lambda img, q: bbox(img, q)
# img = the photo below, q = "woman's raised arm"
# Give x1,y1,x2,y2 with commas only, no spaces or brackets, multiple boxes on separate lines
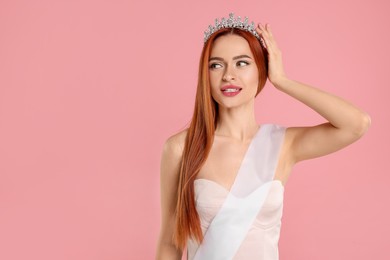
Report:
256,23,371,164
277,78,371,164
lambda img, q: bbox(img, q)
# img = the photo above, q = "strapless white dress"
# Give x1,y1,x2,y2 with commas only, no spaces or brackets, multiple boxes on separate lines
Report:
187,179,284,260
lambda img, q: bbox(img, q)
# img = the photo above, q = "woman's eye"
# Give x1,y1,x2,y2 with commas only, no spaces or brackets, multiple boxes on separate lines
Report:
237,61,249,66
209,63,222,69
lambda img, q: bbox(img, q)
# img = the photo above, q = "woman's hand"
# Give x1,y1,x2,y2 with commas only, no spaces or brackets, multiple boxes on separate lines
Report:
256,23,288,88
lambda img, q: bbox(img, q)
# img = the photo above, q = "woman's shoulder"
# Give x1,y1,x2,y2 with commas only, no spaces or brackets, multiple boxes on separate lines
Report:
163,128,189,159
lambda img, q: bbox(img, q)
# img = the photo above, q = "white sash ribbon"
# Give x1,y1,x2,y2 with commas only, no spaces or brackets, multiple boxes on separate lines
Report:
193,123,286,260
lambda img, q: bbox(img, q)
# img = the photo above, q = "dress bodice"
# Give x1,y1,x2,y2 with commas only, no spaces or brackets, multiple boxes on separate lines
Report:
187,179,284,260
186,123,287,260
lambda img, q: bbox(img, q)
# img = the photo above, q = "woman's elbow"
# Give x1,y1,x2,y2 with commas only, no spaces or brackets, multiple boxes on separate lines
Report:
355,112,371,136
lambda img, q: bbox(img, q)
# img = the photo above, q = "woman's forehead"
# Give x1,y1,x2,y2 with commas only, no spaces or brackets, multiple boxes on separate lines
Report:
210,35,251,57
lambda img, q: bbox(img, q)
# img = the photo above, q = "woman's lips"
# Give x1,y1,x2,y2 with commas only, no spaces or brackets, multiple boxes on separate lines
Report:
221,85,242,97
221,88,242,97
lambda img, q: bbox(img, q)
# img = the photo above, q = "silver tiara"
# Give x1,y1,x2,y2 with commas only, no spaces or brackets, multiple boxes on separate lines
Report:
203,12,266,48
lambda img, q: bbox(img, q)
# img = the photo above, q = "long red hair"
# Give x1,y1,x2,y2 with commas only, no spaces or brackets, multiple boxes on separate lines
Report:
173,27,269,250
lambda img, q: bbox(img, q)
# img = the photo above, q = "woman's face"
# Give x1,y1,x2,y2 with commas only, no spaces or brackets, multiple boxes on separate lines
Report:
208,34,259,109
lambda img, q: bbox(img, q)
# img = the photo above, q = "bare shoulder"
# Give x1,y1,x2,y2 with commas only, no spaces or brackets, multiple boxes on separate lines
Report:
160,128,189,180
163,128,188,159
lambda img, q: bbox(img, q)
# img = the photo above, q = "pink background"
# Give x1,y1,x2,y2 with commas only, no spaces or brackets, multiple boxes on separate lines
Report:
0,0,388,259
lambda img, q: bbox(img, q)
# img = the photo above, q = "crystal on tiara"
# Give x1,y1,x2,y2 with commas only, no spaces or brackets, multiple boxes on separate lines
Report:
203,12,266,49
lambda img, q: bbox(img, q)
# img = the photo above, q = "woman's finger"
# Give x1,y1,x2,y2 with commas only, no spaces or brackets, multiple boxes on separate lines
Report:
264,24,279,51
257,24,274,53
265,24,272,36
258,24,272,42
265,24,276,43
258,23,270,37
256,24,267,49
256,24,269,45
263,34,274,55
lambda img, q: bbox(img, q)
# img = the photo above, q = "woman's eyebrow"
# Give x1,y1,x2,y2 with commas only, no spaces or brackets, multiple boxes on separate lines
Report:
209,54,252,62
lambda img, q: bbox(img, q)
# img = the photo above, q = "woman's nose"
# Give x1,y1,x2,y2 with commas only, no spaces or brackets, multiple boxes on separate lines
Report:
223,67,236,81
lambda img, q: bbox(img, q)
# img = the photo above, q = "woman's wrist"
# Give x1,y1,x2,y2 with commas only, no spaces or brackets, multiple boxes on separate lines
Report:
270,75,290,90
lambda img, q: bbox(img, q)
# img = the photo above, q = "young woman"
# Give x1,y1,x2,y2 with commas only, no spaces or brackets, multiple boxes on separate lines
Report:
156,13,371,260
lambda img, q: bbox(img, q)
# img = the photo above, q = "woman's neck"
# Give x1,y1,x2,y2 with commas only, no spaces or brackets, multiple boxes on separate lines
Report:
215,104,258,142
